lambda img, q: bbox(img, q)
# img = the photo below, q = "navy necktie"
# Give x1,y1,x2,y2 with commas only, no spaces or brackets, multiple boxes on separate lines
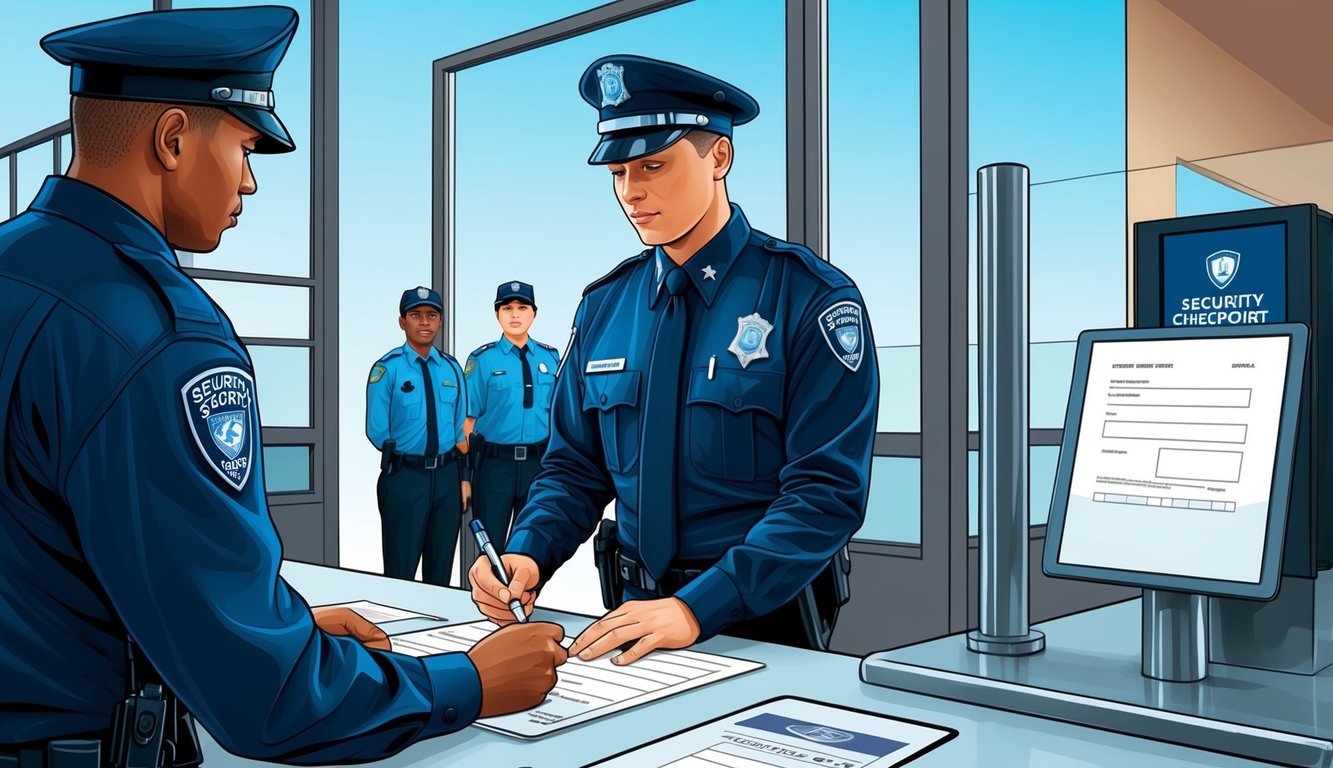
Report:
418,358,439,457
638,266,690,580
518,344,534,409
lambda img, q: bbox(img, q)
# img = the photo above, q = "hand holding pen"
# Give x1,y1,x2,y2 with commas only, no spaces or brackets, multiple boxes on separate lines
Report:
469,519,536,624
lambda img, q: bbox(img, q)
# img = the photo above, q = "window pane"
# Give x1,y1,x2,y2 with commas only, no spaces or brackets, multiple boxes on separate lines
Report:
968,446,1059,536
172,0,312,278
263,445,311,493
970,0,1125,188
451,0,787,361
196,279,309,339
830,0,919,433
1,157,10,222
854,457,921,545
249,345,311,427
1175,164,1273,218
16,144,54,215
59,133,72,174
0,2,150,144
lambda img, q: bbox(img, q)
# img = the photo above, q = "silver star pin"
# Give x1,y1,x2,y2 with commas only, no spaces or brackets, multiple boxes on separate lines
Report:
702,265,717,280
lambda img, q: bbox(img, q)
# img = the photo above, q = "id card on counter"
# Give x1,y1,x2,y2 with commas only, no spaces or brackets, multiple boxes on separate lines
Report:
586,695,957,767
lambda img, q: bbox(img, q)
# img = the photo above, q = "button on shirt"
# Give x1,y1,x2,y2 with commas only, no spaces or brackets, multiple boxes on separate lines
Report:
366,343,467,456
0,177,481,757
464,337,560,445
507,205,880,639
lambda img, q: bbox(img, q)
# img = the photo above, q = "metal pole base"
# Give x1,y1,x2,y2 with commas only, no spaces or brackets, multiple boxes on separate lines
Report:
1142,589,1207,682
967,629,1046,656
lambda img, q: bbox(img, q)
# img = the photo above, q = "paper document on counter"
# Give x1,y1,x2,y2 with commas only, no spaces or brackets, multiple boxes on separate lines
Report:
390,620,763,738
588,696,957,767
314,600,441,623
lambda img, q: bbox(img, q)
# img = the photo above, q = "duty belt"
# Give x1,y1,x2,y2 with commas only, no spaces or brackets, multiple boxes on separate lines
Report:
482,442,546,461
0,739,102,768
617,554,711,595
397,448,461,469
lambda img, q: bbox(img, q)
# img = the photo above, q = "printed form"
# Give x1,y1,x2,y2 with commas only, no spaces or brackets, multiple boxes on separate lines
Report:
1058,334,1293,583
588,697,955,767
390,620,763,738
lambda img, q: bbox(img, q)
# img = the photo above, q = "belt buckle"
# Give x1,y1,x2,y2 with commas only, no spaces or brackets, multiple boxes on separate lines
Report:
514,446,528,461
424,455,440,470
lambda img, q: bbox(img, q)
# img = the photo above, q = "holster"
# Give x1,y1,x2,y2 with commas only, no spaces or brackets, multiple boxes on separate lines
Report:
796,545,852,651
464,431,486,484
379,440,397,476
592,519,623,611
110,639,204,768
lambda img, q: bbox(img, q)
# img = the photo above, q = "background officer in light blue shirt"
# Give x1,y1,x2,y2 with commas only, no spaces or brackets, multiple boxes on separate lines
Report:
469,55,878,663
1,7,564,764
462,281,561,548
366,287,469,587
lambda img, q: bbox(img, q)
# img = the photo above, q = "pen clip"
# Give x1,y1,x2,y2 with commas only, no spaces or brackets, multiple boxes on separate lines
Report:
708,355,716,381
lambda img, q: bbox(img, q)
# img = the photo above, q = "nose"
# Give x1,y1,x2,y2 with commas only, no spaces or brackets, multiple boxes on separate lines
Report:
620,173,645,205
241,155,258,195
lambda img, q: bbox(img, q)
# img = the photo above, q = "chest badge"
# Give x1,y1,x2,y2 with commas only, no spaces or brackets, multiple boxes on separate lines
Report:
729,313,774,369
401,380,415,393
539,362,549,374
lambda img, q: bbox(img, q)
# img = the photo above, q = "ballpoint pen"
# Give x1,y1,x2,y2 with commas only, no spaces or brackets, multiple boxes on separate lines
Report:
469,519,528,624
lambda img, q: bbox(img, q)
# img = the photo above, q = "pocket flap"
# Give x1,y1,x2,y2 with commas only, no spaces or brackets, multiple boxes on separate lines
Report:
687,367,784,417
582,370,640,411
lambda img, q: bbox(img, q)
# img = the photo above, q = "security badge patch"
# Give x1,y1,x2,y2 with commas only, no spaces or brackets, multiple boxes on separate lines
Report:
181,366,256,491
820,300,865,372
729,313,773,369
368,364,386,383
598,62,630,107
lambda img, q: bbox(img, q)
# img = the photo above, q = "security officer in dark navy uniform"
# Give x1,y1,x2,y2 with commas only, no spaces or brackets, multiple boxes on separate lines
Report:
461,281,560,549
365,287,470,586
470,55,879,664
0,7,564,764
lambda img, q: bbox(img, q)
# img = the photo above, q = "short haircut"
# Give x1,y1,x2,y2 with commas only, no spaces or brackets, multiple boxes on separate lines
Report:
71,96,225,168
682,130,723,157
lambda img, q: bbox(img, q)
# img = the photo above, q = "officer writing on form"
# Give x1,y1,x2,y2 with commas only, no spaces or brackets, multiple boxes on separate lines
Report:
461,281,561,549
470,55,878,663
0,8,564,766
366,286,470,587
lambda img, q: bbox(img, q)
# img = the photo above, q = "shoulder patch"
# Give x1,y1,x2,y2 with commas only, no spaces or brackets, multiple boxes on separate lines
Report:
180,366,257,491
818,300,867,372
369,364,387,383
582,250,652,297
464,357,477,377
756,232,854,290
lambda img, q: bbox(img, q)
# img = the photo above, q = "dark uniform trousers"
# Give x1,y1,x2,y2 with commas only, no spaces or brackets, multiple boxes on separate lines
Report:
472,444,545,549
377,461,462,586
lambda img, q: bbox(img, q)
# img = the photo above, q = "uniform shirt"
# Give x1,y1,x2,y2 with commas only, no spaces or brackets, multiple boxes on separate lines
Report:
464,336,560,445
508,205,880,639
0,177,480,759
365,343,466,456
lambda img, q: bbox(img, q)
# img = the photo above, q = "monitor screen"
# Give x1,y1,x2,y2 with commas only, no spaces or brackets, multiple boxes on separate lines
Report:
1044,323,1308,599
1161,222,1287,328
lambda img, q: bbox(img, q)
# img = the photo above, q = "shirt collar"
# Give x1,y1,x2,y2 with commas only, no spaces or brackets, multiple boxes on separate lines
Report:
650,204,751,309
499,336,531,355
402,342,444,366
27,176,178,264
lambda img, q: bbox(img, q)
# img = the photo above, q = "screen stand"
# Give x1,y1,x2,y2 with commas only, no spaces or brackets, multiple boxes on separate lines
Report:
1141,589,1207,682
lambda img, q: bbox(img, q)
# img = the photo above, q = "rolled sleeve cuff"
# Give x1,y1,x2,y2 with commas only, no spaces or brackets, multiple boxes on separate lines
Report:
674,567,745,640
419,653,483,735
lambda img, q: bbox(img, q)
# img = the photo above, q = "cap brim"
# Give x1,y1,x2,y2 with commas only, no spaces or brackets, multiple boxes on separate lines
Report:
402,300,442,312
587,127,688,165
494,293,536,309
231,106,295,154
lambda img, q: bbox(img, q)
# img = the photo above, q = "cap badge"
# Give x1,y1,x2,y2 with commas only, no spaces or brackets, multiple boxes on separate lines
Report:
417,287,429,299
729,313,773,369
511,282,520,291
598,63,630,107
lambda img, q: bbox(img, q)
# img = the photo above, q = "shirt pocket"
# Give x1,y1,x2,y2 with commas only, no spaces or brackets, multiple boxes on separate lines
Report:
686,367,786,482
581,370,641,474
394,387,423,419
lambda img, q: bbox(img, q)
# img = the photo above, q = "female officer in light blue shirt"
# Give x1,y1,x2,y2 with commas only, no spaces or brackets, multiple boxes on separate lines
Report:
462,281,560,548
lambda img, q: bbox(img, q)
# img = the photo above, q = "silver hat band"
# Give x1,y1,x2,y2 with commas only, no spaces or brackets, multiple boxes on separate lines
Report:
210,86,275,110
597,112,710,134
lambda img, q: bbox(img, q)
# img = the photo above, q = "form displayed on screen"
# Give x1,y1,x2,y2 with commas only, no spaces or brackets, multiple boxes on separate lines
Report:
1058,334,1293,584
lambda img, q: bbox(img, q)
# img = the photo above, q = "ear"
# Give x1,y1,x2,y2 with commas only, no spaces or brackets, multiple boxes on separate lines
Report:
153,107,190,171
711,136,734,181
398,315,408,332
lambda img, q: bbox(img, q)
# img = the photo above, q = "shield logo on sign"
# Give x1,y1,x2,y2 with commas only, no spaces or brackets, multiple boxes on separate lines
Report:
785,724,855,744
1206,250,1240,290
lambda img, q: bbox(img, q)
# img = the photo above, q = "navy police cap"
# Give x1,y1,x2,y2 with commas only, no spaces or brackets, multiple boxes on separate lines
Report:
41,6,298,154
494,280,536,311
579,54,759,165
400,286,443,314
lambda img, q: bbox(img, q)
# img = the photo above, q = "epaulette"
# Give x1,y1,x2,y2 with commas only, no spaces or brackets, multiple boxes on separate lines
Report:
113,243,225,330
754,231,853,289
468,341,497,359
377,347,404,363
582,250,651,297
536,340,558,353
